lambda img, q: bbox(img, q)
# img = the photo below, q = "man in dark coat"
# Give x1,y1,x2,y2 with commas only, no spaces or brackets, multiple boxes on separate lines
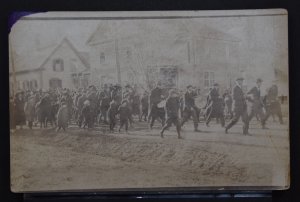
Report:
56,101,68,132
223,89,233,119
225,77,249,135
149,82,165,129
111,84,122,106
205,83,225,127
107,99,118,132
122,84,134,126
39,93,52,128
87,85,98,128
263,81,284,124
246,78,268,129
24,93,36,129
160,89,182,139
15,92,26,129
181,85,200,132
140,91,149,121
99,85,111,124
118,100,131,133
76,91,87,128
81,100,92,129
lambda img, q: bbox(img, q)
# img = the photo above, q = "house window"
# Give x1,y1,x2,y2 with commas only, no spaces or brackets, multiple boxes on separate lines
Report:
22,80,29,90
204,71,215,88
49,78,62,89
53,59,64,72
100,52,105,64
30,80,38,90
126,49,132,59
71,73,79,88
70,58,77,72
82,73,90,88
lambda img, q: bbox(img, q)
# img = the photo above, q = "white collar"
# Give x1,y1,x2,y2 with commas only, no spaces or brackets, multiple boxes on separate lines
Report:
235,81,242,89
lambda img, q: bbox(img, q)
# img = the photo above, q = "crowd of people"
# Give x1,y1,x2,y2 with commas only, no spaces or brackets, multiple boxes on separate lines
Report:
10,77,285,139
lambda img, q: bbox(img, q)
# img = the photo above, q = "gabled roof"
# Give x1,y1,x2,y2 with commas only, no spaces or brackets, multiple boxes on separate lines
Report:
86,19,240,46
11,38,90,75
38,37,90,70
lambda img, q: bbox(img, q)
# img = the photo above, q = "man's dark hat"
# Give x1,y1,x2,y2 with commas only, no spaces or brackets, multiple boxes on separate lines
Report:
236,77,244,81
187,85,193,89
213,83,219,86
256,78,263,83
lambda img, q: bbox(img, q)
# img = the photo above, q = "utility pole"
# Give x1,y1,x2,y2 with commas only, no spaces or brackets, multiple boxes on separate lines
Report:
115,39,121,85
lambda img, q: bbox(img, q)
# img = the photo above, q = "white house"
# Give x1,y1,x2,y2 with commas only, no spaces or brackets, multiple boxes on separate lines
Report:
86,19,242,93
10,38,90,95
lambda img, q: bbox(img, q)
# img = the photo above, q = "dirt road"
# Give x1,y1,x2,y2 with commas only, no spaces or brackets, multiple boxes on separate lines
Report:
10,120,289,192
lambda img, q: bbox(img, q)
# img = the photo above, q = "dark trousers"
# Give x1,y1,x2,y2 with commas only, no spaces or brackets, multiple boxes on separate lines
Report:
264,101,283,124
161,116,181,137
109,116,116,131
119,118,129,132
206,109,225,127
140,107,148,121
248,103,266,127
149,106,165,129
181,107,198,130
100,107,109,122
225,106,249,134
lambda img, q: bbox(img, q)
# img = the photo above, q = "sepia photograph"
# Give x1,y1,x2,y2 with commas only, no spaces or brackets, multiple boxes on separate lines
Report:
9,10,289,192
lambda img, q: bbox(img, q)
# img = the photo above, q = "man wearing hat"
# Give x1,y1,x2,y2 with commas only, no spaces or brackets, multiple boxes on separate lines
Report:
160,89,182,139
87,85,99,128
225,77,249,135
205,83,225,127
181,85,200,132
263,80,284,124
56,100,68,132
118,100,131,133
99,84,111,124
122,84,134,126
149,81,165,129
111,84,122,106
246,78,268,129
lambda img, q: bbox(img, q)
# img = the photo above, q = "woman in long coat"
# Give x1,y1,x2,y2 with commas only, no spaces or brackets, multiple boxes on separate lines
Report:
56,101,68,132
24,94,36,129
15,92,26,129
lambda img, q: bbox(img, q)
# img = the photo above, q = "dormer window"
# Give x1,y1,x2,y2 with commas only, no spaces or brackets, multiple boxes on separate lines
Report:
53,59,64,72
100,52,105,64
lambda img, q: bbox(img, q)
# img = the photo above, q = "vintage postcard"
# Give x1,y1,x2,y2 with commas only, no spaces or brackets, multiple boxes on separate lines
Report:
9,10,289,192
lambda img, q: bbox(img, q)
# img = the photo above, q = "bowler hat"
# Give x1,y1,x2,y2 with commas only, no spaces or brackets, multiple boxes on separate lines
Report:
236,77,244,81
256,78,263,83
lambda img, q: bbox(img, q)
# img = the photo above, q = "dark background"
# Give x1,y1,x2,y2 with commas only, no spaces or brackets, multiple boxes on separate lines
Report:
0,0,299,201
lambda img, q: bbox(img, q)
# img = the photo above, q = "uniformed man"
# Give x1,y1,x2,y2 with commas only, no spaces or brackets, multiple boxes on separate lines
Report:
160,89,182,139
76,90,87,128
87,85,99,128
149,81,165,129
140,91,149,122
111,84,122,106
99,84,111,124
223,89,233,119
122,84,134,126
181,85,200,132
205,83,225,127
246,78,268,129
225,77,249,135
263,81,284,124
